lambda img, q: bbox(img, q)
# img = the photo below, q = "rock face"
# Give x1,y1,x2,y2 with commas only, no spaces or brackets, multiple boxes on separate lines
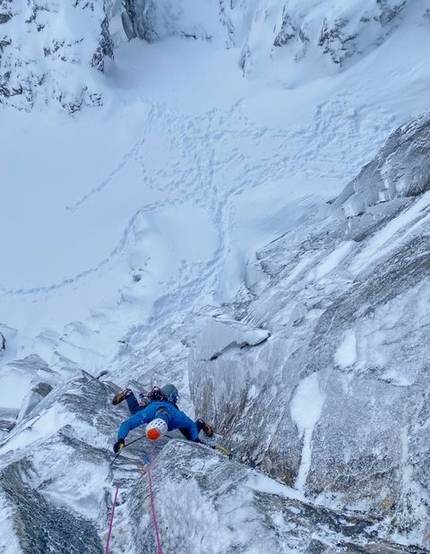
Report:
316,0,407,65
0,370,426,552
238,0,410,78
16,382,53,423
1,1,426,110
189,112,430,547
0,408,17,439
1,2,429,550
121,0,227,44
335,111,430,216
1,110,429,550
121,0,416,81
0,461,104,554
0,0,113,111
123,440,422,554
0,374,118,553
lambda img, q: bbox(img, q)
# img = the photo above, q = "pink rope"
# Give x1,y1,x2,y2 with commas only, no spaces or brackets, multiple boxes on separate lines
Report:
146,443,163,554
105,483,120,554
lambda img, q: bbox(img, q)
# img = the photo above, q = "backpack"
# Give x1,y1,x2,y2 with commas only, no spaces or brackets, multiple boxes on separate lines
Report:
146,386,165,401
139,386,179,409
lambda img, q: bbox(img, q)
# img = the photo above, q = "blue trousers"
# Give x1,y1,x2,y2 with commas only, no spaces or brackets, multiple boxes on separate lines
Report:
125,393,142,415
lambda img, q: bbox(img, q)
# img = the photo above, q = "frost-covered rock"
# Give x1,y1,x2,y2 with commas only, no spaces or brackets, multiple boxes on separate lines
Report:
189,316,270,425
189,112,430,547
121,0,227,44
1,0,426,110
0,0,113,111
0,374,120,553
243,259,270,294
121,0,419,84
192,315,269,361
16,382,53,424
317,0,407,65
123,440,420,553
0,408,17,440
0,324,16,358
0,460,104,554
1,383,416,554
239,0,409,78
0,354,57,413
335,111,430,216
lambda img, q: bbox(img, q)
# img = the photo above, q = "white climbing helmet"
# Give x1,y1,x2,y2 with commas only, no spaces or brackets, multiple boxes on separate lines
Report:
146,418,168,441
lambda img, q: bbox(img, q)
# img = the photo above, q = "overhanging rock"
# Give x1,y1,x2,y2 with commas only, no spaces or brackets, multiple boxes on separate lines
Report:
191,316,269,362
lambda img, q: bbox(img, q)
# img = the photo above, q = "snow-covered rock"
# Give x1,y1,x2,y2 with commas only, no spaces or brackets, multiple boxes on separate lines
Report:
0,0,114,111
192,316,269,361
0,408,17,440
0,324,16,357
335,111,430,216
0,373,418,553
0,374,116,553
121,0,228,44
121,0,423,84
189,112,430,547
16,382,53,424
124,440,419,553
1,1,430,551
239,0,412,79
1,0,428,111
0,354,57,411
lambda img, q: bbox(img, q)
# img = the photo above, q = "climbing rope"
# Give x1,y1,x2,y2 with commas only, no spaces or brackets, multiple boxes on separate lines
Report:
108,435,231,553
105,483,120,554
143,443,163,554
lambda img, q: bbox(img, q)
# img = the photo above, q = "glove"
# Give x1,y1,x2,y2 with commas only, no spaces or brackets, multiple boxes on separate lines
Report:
113,439,125,453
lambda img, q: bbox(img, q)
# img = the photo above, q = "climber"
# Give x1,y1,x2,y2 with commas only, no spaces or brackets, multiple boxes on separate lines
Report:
112,383,213,453
112,385,172,414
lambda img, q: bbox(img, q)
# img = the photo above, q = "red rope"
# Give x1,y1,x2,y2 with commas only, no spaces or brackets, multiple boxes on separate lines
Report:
146,443,163,554
105,483,120,554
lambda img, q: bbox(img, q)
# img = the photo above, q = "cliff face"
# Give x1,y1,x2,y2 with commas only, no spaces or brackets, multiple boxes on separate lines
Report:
189,113,430,545
121,0,226,43
0,369,421,553
1,1,429,552
0,0,113,111
239,0,409,79
122,0,414,80
1,1,426,110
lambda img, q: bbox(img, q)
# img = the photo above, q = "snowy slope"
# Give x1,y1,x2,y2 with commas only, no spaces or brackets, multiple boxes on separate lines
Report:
1,0,430,552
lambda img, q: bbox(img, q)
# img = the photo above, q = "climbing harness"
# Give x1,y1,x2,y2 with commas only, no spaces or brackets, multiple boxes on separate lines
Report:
104,483,120,554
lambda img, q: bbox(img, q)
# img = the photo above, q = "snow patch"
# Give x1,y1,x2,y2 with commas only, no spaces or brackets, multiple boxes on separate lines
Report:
290,373,325,491
335,329,358,369
193,317,269,361
307,241,356,283
349,191,430,275
0,404,69,458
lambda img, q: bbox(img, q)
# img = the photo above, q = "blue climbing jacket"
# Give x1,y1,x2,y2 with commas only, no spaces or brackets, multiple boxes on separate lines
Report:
117,400,199,441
